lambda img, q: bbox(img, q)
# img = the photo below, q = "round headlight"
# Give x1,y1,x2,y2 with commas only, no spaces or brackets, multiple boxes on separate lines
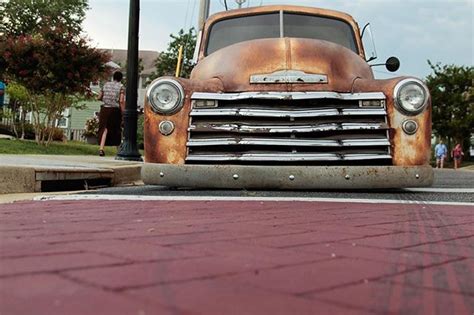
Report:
147,79,184,114
394,79,429,115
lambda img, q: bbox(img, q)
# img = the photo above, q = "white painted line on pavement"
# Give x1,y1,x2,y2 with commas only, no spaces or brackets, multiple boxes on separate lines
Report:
404,188,474,193
33,194,474,207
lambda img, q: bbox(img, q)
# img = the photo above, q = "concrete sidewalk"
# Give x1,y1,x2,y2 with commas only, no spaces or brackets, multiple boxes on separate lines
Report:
0,199,473,314
0,155,142,194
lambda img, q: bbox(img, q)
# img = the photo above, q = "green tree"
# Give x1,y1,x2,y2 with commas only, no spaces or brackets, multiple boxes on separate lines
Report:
5,81,32,139
2,24,110,145
426,61,473,155
0,0,88,37
0,0,110,145
149,28,197,81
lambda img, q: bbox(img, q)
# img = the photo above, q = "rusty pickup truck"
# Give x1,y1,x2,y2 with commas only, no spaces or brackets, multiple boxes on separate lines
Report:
142,5,433,189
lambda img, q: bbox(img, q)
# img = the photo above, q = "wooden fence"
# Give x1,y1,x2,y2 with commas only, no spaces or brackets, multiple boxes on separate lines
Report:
66,129,85,141
0,107,15,129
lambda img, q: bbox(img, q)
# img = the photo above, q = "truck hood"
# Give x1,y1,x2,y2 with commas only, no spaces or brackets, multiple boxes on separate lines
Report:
190,37,374,93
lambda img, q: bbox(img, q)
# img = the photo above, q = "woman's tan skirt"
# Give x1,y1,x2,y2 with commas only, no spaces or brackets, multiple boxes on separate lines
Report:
98,106,122,146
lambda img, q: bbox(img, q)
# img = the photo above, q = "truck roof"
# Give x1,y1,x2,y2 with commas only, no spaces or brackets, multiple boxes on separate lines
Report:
205,5,359,28
199,5,364,60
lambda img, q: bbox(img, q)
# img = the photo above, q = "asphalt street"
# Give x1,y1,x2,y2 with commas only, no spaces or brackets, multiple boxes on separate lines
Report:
83,169,474,204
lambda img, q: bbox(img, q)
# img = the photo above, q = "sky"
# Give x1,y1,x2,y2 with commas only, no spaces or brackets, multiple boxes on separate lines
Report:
83,0,473,79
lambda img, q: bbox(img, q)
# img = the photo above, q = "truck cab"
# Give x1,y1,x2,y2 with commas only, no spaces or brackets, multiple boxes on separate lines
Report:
142,5,433,189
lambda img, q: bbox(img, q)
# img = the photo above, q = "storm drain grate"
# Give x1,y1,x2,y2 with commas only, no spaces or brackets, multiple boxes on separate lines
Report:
40,178,112,192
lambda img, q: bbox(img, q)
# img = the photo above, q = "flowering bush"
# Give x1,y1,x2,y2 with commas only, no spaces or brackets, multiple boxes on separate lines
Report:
83,115,99,138
1,22,110,145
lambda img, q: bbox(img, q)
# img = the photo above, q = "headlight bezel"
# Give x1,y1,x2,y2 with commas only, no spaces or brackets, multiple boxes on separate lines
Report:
147,78,185,115
393,78,430,115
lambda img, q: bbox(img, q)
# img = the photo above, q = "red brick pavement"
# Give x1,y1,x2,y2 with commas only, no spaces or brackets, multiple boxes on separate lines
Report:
0,199,473,315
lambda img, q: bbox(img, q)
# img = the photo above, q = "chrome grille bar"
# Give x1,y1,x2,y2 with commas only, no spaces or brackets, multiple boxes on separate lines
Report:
190,107,387,118
189,122,388,133
187,153,393,162
188,137,390,147
191,91,386,101
187,91,391,165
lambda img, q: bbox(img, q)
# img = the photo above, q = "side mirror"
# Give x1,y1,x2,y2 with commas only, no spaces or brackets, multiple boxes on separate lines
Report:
361,23,378,62
385,57,400,72
371,56,400,72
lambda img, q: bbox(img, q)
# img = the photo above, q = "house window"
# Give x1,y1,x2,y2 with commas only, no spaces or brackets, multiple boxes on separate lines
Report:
56,109,70,129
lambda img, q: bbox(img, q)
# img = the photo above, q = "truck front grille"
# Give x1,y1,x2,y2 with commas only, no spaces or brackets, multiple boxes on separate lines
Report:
186,92,392,165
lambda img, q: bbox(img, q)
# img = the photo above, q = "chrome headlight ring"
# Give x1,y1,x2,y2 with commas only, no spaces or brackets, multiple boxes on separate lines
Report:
393,78,430,115
147,79,185,115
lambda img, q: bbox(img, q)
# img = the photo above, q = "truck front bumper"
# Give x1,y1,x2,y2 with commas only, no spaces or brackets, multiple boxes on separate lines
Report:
141,164,433,189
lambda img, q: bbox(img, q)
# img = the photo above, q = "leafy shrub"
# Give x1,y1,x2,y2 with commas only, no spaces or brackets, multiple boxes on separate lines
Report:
45,127,65,141
83,115,99,138
137,114,144,149
21,123,36,140
0,123,15,136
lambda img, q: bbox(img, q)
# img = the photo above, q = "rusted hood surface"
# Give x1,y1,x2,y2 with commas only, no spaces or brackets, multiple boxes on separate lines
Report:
191,38,374,92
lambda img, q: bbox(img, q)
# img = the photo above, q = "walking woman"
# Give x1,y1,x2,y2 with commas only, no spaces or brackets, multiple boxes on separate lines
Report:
451,143,464,170
97,71,125,156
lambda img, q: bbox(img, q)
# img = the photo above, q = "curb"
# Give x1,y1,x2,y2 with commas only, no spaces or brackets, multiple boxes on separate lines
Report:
0,164,142,194
0,166,36,193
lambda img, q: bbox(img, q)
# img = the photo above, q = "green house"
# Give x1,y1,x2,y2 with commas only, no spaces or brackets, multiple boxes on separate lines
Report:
60,100,102,141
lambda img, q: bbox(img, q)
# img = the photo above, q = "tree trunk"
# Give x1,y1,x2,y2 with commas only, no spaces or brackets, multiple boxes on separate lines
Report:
46,119,54,146
20,109,25,140
11,101,19,138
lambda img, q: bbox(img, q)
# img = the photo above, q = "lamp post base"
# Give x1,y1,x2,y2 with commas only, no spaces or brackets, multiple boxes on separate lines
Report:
115,141,142,161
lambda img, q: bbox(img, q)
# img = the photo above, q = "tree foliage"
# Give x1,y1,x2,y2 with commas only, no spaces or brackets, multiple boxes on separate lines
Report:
5,82,31,139
0,0,110,145
1,26,109,144
2,28,109,95
149,28,197,81
426,61,473,154
0,0,88,37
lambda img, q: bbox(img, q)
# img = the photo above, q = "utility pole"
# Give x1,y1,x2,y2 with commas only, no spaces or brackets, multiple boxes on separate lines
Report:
198,0,210,30
116,0,142,161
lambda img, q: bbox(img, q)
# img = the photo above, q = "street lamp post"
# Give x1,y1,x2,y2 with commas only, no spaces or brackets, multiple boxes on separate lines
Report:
199,0,211,30
116,0,142,161
235,0,246,8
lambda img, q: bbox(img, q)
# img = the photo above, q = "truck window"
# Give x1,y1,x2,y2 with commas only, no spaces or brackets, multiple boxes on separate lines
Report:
283,14,357,52
206,13,280,55
206,12,358,56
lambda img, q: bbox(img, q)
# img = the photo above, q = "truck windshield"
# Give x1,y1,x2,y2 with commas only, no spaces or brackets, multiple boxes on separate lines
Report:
206,12,357,55
206,13,280,55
